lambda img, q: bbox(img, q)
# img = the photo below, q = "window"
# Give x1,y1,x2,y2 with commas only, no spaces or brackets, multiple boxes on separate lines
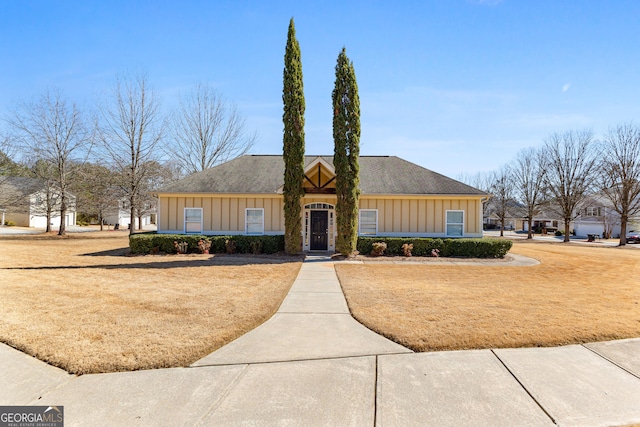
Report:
184,208,203,234
446,210,464,237
584,207,602,217
305,203,334,210
246,208,264,235
359,209,378,235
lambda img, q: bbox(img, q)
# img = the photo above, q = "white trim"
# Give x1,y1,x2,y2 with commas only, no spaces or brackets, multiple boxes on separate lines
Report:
359,209,378,236
156,202,161,232
184,207,203,234
303,156,336,175
372,232,483,238
277,158,337,194
157,229,284,236
302,204,336,252
245,208,265,235
304,203,335,210
446,210,464,237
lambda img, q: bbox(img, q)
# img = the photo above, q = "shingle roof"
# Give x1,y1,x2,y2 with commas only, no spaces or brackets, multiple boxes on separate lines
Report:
0,177,43,197
157,155,487,196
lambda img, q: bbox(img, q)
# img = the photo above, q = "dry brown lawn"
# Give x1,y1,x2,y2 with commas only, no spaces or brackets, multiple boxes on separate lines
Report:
0,232,301,374
335,242,640,352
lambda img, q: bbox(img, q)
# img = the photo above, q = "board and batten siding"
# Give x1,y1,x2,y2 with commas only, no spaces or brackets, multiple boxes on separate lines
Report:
359,196,482,236
158,194,483,237
158,195,284,234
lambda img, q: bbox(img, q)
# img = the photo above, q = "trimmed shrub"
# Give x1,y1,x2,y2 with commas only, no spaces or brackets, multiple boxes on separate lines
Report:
4,220,16,226
371,242,387,256
129,233,285,255
356,237,512,258
402,243,413,257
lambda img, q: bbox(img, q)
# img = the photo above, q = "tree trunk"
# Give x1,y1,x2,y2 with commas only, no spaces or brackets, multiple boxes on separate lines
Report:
129,204,135,236
58,193,67,236
563,219,571,242
619,214,628,246
527,218,533,239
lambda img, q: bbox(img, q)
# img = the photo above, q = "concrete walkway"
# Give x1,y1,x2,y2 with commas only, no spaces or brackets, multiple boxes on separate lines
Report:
3,255,640,426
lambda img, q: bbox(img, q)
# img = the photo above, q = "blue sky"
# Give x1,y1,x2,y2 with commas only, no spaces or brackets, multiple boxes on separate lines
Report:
2,1,640,178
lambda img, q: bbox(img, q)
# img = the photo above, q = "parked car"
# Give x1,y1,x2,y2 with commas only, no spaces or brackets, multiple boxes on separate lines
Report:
626,231,640,243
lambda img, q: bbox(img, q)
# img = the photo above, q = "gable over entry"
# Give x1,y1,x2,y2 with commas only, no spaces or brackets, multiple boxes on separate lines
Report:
303,157,336,194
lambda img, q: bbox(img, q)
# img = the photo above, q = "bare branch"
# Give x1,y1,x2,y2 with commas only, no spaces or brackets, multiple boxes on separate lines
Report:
6,88,93,234
98,72,165,235
169,83,256,175
598,122,640,245
542,129,598,242
511,146,548,238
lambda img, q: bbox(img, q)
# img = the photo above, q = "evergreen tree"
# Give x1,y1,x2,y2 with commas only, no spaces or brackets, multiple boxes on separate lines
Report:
282,18,306,254
333,48,361,256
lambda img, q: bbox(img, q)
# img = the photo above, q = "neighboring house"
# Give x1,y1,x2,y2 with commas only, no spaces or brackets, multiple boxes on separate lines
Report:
521,210,562,234
155,155,488,252
103,197,156,229
572,194,640,238
0,177,76,228
483,200,526,231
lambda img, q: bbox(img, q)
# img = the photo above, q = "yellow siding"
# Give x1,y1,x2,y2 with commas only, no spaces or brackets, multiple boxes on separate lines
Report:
417,200,426,232
360,196,482,236
158,194,482,236
159,195,286,234
203,198,212,230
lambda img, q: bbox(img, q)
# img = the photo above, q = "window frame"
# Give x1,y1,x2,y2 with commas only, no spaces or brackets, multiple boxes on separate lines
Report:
359,209,378,236
245,208,265,235
184,207,203,234
446,210,464,237
585,206,602,217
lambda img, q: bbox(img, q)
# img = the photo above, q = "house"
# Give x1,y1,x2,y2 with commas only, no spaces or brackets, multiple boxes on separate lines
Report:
483,200,526,231
0,177,76,228
572,194,640,238
103,197,156,229
155,155,488,252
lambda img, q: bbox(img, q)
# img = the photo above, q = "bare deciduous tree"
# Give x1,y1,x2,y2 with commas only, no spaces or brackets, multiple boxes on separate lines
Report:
99,73,165,235
25,159,61,232
457,171,493,228
543,129,598,242
134,160,180,230
487,166,514,237
598,123,640,245
70,162,119,231
511,147,547,239
169,83,256,175
7,88,93,235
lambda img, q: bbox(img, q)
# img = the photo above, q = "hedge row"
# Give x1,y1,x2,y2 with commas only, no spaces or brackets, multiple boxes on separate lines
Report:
129,233,285,255
356,237,512,258
129,233,512,258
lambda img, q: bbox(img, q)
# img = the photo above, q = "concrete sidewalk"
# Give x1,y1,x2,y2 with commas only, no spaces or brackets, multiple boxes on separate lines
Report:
2,255,640,426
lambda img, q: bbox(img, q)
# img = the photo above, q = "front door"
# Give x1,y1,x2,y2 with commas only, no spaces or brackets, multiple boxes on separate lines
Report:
310,210,328,251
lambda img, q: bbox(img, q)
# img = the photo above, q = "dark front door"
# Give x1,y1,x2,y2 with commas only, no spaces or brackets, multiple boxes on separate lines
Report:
310,210,328,251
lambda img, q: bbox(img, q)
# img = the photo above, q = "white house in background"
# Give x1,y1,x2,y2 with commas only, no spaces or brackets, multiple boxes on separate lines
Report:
572,194,640,238
0,177,76,228
103,197,155,229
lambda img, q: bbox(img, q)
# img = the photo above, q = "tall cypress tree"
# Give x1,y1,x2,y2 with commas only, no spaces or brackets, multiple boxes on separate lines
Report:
333,48,361,256
282,18,305,254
